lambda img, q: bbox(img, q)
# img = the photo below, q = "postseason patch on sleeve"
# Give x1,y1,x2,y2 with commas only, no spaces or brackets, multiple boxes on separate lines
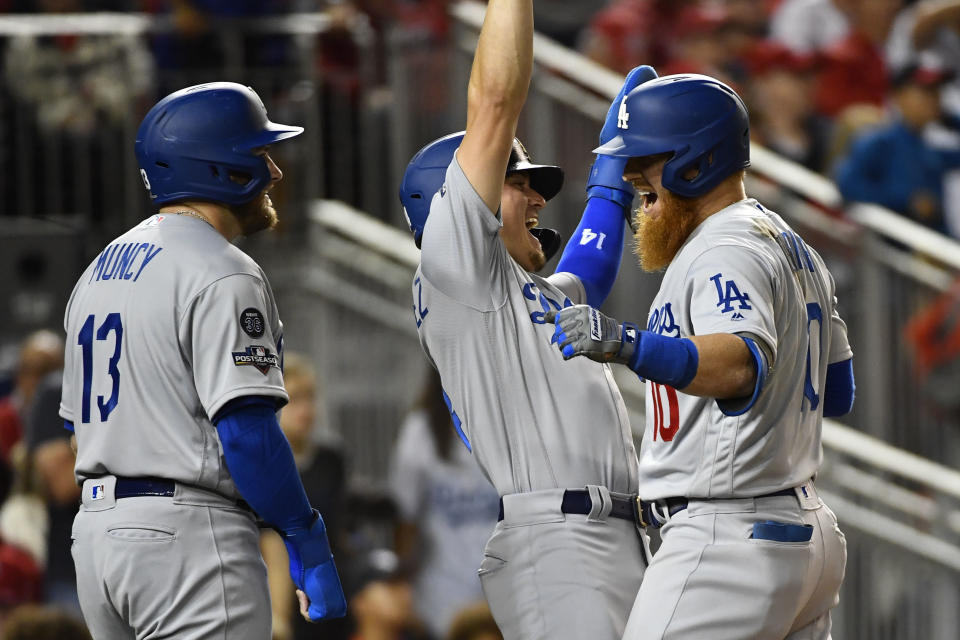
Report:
239,308,266,338
232,345,280,374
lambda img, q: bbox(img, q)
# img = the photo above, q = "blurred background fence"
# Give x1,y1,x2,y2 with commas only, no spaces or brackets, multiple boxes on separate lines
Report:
2,2,960,638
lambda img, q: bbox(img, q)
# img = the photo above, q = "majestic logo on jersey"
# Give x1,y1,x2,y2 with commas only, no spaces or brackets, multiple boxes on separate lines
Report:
232,345,280,374
647,302,681,337
709,273,752,314
522,282,571,325
240,308,266,338
617,96,630,129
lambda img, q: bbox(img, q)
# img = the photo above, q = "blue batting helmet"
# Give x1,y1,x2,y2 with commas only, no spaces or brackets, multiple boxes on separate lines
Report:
398,132,564,248
594,74,750,198
135,82,303,206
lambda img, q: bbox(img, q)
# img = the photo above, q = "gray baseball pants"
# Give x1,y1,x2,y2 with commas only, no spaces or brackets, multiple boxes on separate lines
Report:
623,482,846,639
478,486,647,640
71,476,271,640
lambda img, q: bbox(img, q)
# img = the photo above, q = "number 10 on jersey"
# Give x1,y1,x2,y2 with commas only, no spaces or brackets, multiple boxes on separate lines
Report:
651,382,679,441
77,313,123,424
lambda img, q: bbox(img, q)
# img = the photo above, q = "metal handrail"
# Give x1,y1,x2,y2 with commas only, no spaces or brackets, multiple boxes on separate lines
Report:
0,12,335,36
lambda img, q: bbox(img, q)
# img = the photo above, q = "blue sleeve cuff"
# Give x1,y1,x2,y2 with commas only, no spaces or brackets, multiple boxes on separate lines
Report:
823,358,855,417
717,336,768,417
214,395,313,533
555,197,627,307
63,420,74,433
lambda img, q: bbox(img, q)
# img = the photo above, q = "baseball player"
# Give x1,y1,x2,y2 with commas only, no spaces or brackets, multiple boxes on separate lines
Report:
397,2,655,639
546,73,854,639
61,82,346,639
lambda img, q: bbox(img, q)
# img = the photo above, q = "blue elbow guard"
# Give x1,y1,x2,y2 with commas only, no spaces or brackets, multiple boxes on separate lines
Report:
823,358,855,417
214,396,313,533
717,337,768,417
628,332,699,389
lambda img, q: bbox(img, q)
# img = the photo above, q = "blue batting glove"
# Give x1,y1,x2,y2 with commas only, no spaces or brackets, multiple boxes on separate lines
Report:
282,510,347,621
589,65,659,208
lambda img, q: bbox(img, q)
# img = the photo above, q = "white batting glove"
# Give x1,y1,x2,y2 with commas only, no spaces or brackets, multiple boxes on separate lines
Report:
544,305,640,365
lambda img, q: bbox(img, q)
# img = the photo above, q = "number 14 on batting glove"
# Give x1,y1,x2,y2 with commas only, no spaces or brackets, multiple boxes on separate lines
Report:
544,305,639,365
282,510,347,621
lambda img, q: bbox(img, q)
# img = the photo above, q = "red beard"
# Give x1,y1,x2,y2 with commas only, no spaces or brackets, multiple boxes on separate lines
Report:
632,190,699,272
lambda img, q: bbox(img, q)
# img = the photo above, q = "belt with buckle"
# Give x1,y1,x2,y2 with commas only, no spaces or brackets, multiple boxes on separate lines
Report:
497,489,641,524
643,487,798,529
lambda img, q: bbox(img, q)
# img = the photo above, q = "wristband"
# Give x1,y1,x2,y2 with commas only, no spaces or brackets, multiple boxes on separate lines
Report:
627,332,700,389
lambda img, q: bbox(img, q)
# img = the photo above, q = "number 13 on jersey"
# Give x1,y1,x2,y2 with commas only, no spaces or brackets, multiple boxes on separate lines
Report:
77,312,124,424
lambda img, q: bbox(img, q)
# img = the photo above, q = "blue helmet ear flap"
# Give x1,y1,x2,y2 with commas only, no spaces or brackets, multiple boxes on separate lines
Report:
398,132,466,247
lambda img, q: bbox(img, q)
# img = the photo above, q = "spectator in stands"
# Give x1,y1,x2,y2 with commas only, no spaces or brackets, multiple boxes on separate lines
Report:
578,0,699,75
835,63,960,235
1,604,90,640
769,0,853,54
259,352,349,640
658,4,735,82
142,0,294,77
0,332,62,463
0,455,43,623
742,40,828,171
22,367,78,613
886,0,960,116
1,0,154,221
813,0,902,118
343,547,428,640
389,370,499,640
445,602,502,640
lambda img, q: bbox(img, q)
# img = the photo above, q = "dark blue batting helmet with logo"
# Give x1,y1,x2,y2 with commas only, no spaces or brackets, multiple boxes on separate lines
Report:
595,74,750,198
135,82,303,206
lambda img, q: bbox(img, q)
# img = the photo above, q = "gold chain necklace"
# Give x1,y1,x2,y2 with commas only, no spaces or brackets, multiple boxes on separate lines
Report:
171,209,214,229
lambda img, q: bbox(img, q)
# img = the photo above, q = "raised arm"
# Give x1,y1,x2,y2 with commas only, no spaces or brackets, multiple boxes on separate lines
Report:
457,0,534,214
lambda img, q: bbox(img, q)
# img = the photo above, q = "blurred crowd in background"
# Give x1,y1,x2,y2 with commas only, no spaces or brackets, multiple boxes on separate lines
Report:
2,0,960,235
1,0,960,638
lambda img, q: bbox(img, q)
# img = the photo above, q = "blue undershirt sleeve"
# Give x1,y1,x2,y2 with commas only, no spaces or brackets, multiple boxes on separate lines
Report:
822,358,855,417
555,197,627,308
214,395,313,533
64,420,74,433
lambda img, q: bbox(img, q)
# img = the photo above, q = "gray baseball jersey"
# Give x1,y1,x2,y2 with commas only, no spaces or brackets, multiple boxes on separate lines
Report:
413,156,639,497
637,199,852,500
60,214,288,499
